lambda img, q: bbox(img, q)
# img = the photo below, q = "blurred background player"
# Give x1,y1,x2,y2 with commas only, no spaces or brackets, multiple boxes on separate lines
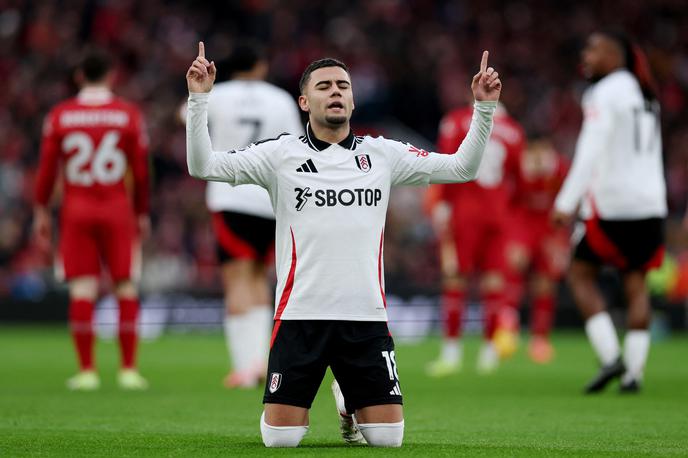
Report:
426,101,524,376
33,48,150,391
553,31,666,393
504,136,570,363
203,43,303,388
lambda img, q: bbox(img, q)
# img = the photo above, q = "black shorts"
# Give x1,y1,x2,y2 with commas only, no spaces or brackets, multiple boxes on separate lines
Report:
574,217,664,271
211,211,275,263
263,320,403,413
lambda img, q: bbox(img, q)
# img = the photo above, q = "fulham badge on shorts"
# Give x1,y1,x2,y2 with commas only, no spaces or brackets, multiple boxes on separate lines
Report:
355,154,372,173
269,372,282,393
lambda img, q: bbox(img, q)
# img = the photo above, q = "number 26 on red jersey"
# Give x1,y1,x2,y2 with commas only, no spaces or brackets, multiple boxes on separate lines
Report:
63,130,126,185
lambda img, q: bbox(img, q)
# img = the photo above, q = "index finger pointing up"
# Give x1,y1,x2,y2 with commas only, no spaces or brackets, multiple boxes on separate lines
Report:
198,41,205,58
480,50,489,73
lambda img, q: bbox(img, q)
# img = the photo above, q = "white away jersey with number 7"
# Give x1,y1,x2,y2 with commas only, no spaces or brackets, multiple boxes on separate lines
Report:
555,69,667,220
205,80,304,218
188,92,495,321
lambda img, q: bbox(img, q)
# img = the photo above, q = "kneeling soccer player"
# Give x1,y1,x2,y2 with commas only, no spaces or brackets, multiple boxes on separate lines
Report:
186,41,501,446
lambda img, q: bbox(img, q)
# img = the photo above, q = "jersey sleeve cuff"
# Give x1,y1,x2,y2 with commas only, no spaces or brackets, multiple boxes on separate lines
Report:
188,92,210,103
473,100,498,113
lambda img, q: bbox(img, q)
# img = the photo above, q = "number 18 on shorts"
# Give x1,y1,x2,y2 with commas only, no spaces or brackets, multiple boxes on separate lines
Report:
263,321,403,413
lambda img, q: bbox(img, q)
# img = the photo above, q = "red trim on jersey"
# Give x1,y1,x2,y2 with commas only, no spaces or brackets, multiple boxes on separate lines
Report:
378,229,387,308
212,213,257,259
271,227,298,348
269,320,282,350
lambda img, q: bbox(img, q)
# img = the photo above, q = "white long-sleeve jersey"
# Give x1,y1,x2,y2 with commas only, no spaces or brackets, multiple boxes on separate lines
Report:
205,80,303,218
555,69,667,220
187,92,495,321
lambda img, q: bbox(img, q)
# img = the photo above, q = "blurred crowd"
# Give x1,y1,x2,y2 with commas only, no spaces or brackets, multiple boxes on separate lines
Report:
1,0,688,301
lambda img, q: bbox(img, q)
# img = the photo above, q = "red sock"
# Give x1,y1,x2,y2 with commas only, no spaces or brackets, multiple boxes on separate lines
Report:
531,295,555,338
118,298,139,369
69,299,95,371
482,291,506,340
442,288,465,339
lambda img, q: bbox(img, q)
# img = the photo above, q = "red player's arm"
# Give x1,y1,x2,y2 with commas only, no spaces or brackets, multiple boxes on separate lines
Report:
556,154,571,191
130,107,150,215
34,110,60,207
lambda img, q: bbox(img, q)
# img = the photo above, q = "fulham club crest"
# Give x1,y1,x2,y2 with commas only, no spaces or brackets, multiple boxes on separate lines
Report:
355,154,372,173
269,372,282,393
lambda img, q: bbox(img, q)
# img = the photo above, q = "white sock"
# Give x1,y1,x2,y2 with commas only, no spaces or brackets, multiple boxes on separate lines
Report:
584,312,620,366
260,411,308,447
225,314,252,372
358,420,404,447
248,306,273,370
622,330,650,384
440,338,462,365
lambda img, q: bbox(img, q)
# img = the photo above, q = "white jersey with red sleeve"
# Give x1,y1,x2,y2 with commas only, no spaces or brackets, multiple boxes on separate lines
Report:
555,69,667,220
205,80,304,219
34,87,149,215
187,92,495,321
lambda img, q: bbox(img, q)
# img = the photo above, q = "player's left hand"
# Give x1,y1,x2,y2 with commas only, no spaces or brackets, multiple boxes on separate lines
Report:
32,207,52,252
472,51,502,102
138,215,151,240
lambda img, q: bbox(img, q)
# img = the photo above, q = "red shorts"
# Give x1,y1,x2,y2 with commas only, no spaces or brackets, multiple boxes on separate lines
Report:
59,201,138,281
450,212,506,275
506,213,570,278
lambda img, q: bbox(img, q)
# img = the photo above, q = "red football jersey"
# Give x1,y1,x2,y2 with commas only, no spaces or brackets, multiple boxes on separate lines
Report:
435,105,525,219
512,145,569,221
35,87,149,215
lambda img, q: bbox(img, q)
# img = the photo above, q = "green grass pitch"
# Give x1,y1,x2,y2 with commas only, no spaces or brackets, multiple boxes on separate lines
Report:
1,326,687,456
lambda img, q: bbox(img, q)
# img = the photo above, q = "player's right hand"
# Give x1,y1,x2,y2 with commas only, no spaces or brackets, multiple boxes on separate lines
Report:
551,209,573,227
186,41,216,93
32,207,52,252
137,215,151,240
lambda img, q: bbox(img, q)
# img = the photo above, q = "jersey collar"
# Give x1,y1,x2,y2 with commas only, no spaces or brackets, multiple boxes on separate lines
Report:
305,122,357,151
77,86,114,105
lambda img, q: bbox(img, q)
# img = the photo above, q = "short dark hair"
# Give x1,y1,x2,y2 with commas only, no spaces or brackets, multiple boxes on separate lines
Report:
299,58,349,93
217,42,266,79
79,48,112,82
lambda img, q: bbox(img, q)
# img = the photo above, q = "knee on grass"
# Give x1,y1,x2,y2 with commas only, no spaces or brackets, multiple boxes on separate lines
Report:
358,420,404,447
260,411,308,447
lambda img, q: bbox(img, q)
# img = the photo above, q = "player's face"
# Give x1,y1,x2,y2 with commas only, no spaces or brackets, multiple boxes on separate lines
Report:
300,67,355,127
581,34,615,80
523,140,556,177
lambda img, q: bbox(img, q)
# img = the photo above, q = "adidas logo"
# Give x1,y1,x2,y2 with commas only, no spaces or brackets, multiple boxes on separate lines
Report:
296,159,319,173
389,383,402,396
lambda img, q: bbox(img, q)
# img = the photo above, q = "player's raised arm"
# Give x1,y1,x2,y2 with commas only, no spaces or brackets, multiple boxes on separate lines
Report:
390,51,500,186
432,51,500,182
186,42,276,187
186,42,227,180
